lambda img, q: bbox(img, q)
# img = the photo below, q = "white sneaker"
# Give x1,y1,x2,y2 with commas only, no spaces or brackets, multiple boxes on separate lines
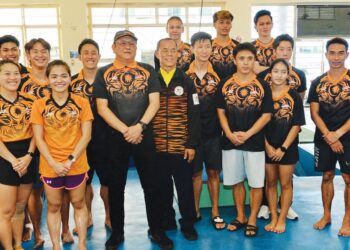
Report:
286,207,299,220
257,205,270,219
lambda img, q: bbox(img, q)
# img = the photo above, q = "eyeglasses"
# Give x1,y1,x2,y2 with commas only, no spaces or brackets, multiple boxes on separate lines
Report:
115,41,137,47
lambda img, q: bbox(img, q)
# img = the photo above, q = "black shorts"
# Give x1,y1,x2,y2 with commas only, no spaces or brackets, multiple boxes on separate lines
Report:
314,141,350,174
265,144,299,165
193,136,222,173
0,139,36,186
86,118,110,186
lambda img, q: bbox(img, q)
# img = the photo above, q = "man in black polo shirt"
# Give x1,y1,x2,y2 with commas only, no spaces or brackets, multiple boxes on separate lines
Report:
308,37,350,237
93,30,173,249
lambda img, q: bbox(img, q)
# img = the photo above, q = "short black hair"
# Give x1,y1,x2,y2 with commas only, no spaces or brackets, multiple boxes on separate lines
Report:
0,35,20,48
254,9,272,25
233,42,257,58
326,37,349,51
190,32,212,47
25,38,51,53
78,38,100,54
269,58,290,74
167,16,183,26
273,34,294,50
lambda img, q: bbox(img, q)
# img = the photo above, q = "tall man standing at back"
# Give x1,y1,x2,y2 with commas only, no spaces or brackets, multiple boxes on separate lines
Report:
252,10,274,74
93,30,173,249
210,10,240,80
308,37,350,236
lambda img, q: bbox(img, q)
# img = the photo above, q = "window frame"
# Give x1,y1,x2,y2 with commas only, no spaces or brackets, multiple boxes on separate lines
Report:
0,4,61,63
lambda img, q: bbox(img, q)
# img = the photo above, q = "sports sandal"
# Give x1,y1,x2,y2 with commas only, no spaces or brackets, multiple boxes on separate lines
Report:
227,219,247,232
244,224,258,237
211,216,226,230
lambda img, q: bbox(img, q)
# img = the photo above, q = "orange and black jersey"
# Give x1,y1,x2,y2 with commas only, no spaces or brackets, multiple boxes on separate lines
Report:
30,93,93,177
266,89,305,148
307,69,350,144
258,66,307,93
19,73,50,99
93,60,160,126
216,75,273,151
186,62,221,139
71,70,93,106
252,38,275,67
0,92,35,142
152,68,200,155
71,70,109,151
154,41,193,72
20,63,29,78
209,38,240,80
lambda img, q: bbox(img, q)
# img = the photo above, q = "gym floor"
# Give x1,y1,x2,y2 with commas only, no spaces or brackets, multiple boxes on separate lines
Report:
21,168,350,250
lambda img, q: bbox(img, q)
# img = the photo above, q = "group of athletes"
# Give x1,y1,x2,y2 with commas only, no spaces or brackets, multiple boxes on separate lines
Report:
0,8,349,250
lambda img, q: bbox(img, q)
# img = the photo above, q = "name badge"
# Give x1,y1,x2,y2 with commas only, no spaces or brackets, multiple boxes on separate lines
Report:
193,93,200,105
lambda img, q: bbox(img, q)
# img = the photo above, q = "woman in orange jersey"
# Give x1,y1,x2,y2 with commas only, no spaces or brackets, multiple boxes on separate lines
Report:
0,60,36,250
264,59,305,233
31,60,93,250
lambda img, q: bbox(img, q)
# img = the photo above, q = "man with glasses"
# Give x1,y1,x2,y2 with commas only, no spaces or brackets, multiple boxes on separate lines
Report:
94,30,173,249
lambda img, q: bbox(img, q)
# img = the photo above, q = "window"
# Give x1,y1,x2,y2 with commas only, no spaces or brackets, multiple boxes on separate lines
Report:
0,6,60,63
89,4,222,65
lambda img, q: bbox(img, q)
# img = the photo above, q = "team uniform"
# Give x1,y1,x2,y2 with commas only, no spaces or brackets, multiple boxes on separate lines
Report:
153,67,200,230
30,93,93,189
93,59,163,235
71,70,109,185
216,75,273,187
209,38,240,80
20,63,30,78
258,66,307,94
186,62,222,173
0,92,36,186
265,89,305,164
307,69,350,174
154,41,193,72
252,38,275,67
19,73,50,99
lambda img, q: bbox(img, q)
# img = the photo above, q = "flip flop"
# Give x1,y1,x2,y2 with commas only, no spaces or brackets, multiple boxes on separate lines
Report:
227,219,247,232
211,216,226,230
245,224,258,237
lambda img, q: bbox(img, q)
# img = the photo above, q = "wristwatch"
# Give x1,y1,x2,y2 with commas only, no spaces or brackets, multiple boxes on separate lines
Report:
27,151,35,157
68,154,76,162
280,146,287,152
138,121,148,131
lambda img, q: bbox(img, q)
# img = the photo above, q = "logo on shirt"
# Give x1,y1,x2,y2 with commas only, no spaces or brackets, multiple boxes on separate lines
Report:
174,86,184,96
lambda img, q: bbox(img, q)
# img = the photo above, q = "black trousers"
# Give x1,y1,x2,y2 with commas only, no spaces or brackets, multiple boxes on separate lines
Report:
157,153,196,229
106,129,162,235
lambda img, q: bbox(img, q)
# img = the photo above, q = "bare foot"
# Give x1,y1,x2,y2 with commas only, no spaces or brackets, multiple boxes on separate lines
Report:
22,225,33,242
61,231,74,244
264,217,278,232
313,216,331,230
274,218,286,234
338,216,350,237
